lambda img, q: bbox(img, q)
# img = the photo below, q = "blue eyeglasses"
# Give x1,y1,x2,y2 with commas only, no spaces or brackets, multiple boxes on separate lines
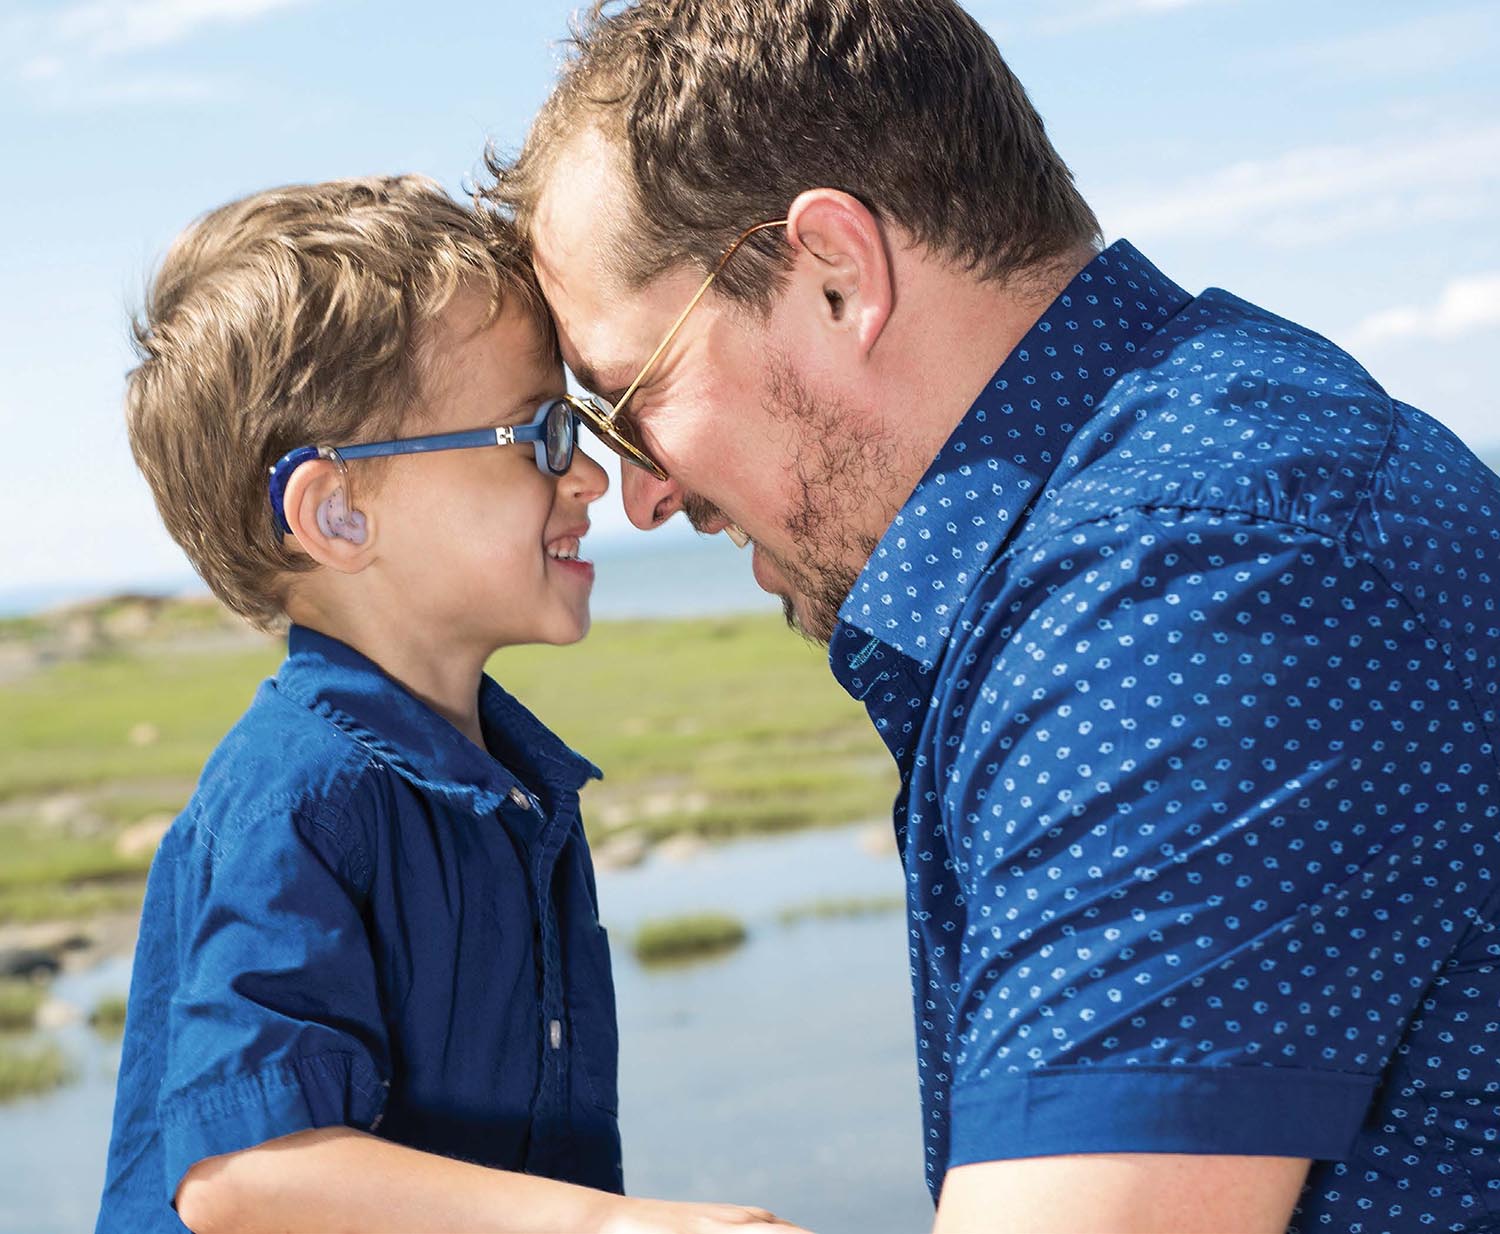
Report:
268,398,578,540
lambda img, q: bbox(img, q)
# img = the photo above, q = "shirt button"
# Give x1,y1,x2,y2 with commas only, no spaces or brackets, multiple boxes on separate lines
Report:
509,786,530,809
548,1018,562,1050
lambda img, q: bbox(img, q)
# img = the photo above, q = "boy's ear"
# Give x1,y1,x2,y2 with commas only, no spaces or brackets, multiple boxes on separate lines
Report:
281,458,376,573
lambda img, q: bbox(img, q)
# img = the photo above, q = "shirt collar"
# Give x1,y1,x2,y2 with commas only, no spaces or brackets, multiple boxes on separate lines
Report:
276,624,601,814
833,239,1191,673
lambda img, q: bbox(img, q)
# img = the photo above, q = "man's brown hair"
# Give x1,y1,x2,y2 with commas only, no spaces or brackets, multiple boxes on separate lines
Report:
483,0,1100,308
126,175,556,630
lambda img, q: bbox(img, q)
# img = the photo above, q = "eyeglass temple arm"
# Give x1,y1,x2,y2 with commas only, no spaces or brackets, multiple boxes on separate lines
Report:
609,219,789,420
334,424,552,462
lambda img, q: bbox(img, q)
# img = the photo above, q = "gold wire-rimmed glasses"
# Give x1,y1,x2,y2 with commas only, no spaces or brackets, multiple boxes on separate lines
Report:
566,219,790,483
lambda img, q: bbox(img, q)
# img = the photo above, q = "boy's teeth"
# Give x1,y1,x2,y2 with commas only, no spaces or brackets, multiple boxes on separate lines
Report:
548,538,581,560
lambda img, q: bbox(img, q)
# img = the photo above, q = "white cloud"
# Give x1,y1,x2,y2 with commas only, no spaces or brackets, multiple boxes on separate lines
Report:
1097,123,1500,247
42,0,311,60
969,0,1231,39
1345,273,1500,350
2,0,314,104
1031,0,1229,35
1288,6,1500,82
32,71,231,109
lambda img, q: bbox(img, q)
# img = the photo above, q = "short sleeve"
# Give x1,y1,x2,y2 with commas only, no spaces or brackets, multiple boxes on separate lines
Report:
938,506,1485,1168
158,781,390,1197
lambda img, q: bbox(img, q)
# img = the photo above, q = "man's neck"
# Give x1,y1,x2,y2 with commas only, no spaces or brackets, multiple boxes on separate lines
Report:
851,242,1098,562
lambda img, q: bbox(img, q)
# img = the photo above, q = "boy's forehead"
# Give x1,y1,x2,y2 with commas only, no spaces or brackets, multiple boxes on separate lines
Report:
417,294,563,422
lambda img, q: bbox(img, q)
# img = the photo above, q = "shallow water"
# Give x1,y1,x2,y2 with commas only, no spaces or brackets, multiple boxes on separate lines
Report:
0,824,933,1234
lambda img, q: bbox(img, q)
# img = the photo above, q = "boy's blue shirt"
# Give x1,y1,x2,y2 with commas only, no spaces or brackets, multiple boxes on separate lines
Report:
95,625,622,1231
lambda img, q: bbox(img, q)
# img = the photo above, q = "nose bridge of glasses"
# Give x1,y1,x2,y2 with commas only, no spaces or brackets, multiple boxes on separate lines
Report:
560,393,667,480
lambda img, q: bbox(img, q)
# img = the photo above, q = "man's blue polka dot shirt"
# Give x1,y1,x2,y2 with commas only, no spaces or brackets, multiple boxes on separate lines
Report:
829,241,1500,1231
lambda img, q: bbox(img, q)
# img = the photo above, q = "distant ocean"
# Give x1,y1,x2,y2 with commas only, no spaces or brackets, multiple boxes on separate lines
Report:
0,529,779,621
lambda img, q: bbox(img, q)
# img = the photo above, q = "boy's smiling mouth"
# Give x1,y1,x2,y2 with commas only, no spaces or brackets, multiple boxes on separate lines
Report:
545,524,592,567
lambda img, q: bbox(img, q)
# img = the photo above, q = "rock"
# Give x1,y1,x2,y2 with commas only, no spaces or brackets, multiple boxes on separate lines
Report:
127,722,160,747
593,802,635,829
35,998,81,1030
655,833,707,863
0,642,43,685
593,833,649,871
857,820,897,857
101,599,159,641
639,792,676,819
115,813,174,859
639,790,708,821
0,948,61,981
37,792,88,827
59,613,106,655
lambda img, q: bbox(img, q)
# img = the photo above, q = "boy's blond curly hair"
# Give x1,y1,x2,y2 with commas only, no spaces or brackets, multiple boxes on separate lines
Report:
127,175,556,630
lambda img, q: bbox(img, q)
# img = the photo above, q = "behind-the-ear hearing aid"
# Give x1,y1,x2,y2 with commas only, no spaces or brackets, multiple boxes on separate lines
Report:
316,488,367,545
268,445,366,544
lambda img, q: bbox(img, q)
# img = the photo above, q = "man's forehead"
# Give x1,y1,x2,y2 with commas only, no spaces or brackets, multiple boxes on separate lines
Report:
526,132,625,385
530,125,629,288
530,255,630,395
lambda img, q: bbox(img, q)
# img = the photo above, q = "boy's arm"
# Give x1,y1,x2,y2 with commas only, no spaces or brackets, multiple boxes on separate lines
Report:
176,1126,813,1234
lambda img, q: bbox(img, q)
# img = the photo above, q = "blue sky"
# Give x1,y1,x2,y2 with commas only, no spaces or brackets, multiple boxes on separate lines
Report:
2,0,1497,606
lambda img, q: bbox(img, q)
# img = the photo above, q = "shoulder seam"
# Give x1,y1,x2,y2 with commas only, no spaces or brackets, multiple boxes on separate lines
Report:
307,753,381,891
1002,501,1343,571
1337,384,1399,544
991,498,1500,770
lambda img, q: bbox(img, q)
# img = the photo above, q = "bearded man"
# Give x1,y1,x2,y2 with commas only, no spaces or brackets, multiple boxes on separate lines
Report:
483,3,1500,1231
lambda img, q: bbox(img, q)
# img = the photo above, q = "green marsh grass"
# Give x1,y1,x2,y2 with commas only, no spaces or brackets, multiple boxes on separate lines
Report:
776,895,906,925
0,1039,74,1103
89,995,129,1037
0,981,44,1032
634,913,749,964
0,612,898,926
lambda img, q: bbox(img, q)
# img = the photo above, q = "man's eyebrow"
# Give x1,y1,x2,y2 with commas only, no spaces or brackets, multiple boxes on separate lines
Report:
567,359,630,399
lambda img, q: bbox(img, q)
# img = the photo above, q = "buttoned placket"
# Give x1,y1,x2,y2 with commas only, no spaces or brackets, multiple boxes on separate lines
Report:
507,779,575,1177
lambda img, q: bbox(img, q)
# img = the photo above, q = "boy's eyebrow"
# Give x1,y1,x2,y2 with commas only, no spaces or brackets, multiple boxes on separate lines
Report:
499,391,563,424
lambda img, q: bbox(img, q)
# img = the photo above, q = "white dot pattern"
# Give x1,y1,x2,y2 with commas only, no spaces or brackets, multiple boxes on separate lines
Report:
829,241,1500,1229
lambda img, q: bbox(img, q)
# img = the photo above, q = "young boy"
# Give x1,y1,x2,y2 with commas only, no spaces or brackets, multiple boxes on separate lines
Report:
96,176,802,1234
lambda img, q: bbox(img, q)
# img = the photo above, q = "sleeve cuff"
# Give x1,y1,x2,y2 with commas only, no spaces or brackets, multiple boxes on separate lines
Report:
161,1050,389,1198
950,1064,1376,1166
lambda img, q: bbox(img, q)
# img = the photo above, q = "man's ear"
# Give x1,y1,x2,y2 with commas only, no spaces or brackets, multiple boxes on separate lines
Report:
281,457,376,573
784,188,894,358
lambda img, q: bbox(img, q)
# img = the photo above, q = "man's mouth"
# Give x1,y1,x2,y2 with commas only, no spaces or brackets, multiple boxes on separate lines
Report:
683,502,749,548
750,539,791,597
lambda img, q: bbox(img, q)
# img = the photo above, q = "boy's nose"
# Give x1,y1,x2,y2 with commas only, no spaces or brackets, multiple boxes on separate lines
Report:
621,460,682,529
563,446,610,504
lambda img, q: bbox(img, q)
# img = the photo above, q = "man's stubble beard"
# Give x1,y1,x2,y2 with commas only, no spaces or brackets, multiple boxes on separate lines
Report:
683,350,894,646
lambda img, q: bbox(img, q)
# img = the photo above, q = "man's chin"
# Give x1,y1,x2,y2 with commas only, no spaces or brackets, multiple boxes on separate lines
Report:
778,587,844,648
778,598,816,644
749,537,855,647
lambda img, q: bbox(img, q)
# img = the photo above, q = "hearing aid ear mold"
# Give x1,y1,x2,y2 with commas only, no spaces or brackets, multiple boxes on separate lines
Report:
316,489,367,545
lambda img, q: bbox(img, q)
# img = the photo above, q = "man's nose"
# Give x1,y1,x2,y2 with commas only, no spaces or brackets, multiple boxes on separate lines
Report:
621,461,683,530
